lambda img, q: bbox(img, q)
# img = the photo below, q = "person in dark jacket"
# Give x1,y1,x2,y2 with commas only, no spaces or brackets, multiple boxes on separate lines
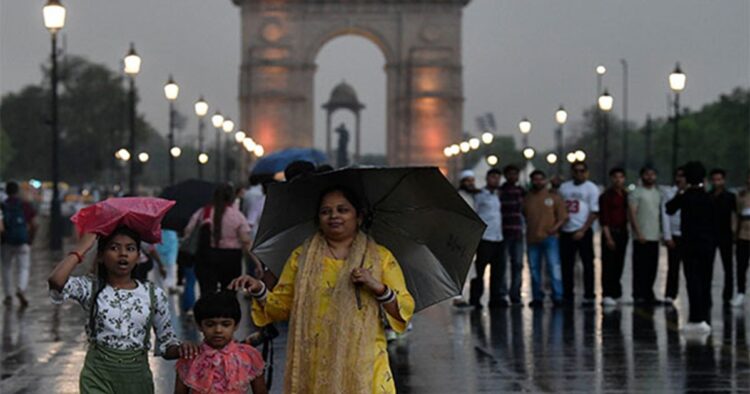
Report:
709,168,737,304
666,161,716,335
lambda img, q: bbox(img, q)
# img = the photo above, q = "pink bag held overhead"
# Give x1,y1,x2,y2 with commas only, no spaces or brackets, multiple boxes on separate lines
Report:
71,197,176,243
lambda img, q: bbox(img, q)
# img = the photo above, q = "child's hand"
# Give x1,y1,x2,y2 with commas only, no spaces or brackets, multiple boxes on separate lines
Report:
177,342,201,359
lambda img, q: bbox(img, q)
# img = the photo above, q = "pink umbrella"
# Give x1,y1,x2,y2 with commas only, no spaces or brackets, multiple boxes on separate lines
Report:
71,197,176,243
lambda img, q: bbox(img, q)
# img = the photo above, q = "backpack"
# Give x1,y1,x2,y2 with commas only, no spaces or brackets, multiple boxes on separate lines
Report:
2,199,29,245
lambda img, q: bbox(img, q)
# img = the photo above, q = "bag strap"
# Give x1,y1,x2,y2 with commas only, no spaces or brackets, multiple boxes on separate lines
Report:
88,276,98,341
143,281,156,348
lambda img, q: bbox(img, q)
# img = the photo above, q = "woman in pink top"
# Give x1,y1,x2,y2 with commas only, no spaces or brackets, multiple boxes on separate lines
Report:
185,184,254,294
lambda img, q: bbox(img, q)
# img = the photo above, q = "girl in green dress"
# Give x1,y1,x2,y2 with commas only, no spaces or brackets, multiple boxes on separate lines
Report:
48,226,199,394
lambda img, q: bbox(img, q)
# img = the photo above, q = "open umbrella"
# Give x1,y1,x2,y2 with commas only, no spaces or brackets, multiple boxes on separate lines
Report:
250,148,327,176
159,179,217,233
252,167,485,312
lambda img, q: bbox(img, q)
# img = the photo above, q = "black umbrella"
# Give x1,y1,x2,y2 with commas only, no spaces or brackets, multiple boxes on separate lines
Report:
252,167,486,312
159,179,217,233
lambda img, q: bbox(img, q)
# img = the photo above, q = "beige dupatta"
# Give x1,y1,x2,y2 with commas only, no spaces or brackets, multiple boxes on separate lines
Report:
283,230,382,394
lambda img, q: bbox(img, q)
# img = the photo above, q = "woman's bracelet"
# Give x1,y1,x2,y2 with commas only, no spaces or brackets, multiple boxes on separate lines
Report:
249,282,267,301
67,251,83,264
375,286,396,304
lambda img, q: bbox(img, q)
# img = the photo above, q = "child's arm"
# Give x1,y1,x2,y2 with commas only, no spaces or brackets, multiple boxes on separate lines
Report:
48,233,97,292
174,375,189,394
250,375,268,394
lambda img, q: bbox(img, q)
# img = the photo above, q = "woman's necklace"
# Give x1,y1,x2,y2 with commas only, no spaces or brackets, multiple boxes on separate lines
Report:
326,240,352,260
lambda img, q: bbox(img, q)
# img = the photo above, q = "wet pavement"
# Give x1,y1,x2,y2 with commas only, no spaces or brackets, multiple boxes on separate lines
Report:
2,234,749,393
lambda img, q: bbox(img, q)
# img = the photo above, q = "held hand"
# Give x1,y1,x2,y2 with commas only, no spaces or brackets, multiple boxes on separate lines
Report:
351,267,384,295
75,233,98,256
637,235,646,244
228,275,263,293
177,342,201,359
606,238,616,251
664,239,676,249
547,228,558,236
572,231,585,241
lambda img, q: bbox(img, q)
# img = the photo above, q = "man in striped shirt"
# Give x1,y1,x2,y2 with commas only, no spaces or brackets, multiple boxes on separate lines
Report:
500,165,526,305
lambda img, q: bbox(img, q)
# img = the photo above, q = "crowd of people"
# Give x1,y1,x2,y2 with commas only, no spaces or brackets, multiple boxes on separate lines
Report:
456,161,750,335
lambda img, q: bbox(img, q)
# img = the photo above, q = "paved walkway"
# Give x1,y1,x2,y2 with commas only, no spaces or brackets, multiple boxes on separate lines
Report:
1,234,749,393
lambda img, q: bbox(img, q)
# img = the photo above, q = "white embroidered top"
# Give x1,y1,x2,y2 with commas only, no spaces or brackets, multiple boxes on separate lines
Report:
50,276,179,353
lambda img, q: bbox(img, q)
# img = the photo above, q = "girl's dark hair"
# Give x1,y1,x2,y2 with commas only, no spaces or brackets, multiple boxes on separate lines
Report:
89,226,142,336
211,183,235,245
193,291,241,325
314,185,364,225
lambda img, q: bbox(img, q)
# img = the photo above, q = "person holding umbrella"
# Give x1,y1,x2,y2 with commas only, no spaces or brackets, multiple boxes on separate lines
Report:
230,185,415,394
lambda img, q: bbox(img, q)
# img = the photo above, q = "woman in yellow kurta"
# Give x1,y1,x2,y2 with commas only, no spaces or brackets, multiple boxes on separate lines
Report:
230,186,415,394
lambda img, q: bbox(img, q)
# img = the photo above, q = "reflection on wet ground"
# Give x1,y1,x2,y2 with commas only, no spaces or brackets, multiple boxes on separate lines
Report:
2,242,749,393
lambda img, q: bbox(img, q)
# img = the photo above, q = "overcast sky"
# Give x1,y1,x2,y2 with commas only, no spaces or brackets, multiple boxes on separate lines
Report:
1,0,748,156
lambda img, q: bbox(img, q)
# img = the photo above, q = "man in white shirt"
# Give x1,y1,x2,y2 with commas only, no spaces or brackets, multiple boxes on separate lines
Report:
559,161,600,305
662,167,686,304
469,168,507,308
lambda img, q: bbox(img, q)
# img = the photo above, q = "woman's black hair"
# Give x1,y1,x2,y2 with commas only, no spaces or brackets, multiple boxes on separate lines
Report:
314,185,364,225
88,226,142,337
193,291,242,325
211,183,235,246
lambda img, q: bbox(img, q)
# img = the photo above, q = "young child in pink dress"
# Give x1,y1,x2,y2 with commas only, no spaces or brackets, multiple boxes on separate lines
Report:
175,292,266,394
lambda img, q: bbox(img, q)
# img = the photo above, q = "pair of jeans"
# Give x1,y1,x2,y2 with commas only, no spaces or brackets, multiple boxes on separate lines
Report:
737,240,750,295
710,238,735,301
1,244,30,297
632,241,660,301
683,239,715,323
560,229,595,301
665,236,683,299
181,266,197,312
505,238,525,303
601,228,628,299
527,236,563,302
469,240,506,306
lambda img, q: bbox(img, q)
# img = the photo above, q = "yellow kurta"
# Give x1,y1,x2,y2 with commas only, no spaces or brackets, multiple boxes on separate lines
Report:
252,244,415,394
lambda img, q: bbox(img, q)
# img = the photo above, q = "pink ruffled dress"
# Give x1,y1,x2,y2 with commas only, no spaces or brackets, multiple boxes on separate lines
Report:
176,341,264,394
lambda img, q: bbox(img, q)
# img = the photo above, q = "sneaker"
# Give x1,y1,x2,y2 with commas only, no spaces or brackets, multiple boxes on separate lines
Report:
601,297,617,307
453,298,472,308
682,321,712,335
730,293,745,307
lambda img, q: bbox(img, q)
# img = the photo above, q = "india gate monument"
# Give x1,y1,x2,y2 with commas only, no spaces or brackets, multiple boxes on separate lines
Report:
232,0,469,171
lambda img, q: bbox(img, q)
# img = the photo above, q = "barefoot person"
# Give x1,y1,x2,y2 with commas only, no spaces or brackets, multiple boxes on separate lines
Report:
230,186,415,393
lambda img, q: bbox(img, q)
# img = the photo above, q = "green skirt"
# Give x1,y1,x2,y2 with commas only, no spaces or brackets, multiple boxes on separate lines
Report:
79,343,154,394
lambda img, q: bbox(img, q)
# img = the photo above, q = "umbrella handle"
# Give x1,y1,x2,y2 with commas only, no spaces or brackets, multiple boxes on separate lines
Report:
355,286,362,310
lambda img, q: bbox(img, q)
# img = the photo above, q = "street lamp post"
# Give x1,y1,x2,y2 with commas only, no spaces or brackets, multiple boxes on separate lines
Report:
222,118,234,181
644,114,654,167
598,89,614,184
43,0,66,250
555,106,567,176
123,43,141,194
164,75,179,185
211,111,224,181
620,59,629,170
669,63,686,174
194,96,208,179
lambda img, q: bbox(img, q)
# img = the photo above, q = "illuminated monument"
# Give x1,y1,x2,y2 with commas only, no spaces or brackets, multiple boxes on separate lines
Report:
233,0,469,170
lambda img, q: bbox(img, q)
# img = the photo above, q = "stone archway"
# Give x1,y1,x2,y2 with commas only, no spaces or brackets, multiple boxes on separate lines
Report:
233,0,469,172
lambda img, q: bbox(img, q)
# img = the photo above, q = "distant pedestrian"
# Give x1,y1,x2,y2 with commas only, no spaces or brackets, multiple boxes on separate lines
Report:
454,170,478,308
662,167,687,305
499,165,526,305
185,184,255,295
155,229,179,293
469,168,507,308
629,167,663,305
598,168,629,306
666,161,716,334
733,171,750,307
523,170,567,307
709,168,737,304
559,162,599,305
1,181,37,307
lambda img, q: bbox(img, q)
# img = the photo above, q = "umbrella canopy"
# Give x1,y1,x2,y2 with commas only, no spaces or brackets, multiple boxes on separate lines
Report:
251,148,327,176
159,179,217,233
71,197,175,243
252,167,486,312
